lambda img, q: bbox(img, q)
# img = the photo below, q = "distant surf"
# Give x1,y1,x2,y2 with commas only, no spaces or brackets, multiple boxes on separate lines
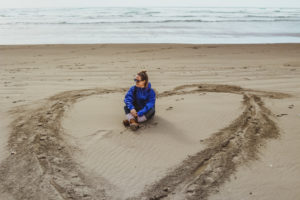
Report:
0,7,300,44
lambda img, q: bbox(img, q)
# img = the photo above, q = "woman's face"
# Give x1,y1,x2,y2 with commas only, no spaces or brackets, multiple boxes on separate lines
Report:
135,75,145,88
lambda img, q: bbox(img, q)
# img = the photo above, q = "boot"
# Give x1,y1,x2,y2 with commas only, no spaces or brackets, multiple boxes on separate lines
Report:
123,119,130,127
129,118,139,131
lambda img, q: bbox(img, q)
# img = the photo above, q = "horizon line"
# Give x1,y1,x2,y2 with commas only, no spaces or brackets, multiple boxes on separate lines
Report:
1,6,300,9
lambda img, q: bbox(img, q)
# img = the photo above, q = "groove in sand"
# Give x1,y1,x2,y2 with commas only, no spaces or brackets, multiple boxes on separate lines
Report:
0,84,289,200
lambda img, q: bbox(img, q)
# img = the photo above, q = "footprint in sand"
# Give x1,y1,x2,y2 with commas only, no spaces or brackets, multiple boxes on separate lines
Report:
86,129,112,140
166,106,173,111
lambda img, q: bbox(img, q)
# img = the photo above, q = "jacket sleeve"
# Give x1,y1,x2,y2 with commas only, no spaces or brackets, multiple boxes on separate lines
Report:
137,89,156,116
124,86,135,110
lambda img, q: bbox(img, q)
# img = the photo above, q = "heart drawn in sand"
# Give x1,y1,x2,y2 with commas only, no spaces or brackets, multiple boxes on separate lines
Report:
62,91,242,199
0,84,289,200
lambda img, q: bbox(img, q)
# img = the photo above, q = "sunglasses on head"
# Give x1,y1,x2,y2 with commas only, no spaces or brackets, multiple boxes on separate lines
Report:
134,78,142,83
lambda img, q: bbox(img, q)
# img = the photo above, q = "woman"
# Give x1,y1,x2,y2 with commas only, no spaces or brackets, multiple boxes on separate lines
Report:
123,71,156,131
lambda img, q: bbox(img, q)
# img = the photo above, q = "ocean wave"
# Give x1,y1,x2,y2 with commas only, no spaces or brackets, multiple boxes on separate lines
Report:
145,11,161,14
1,18,300,25
189,10,250,14
245,15,296,18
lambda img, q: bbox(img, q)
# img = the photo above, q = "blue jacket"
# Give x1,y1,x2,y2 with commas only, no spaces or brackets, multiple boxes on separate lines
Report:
124,82,156,116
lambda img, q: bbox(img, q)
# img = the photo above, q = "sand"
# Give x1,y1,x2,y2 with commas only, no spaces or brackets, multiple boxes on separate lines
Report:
62,92,243,199
0,44,300,200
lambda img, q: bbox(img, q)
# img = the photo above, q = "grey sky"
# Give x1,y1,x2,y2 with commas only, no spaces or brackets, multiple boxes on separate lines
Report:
1,0,300,9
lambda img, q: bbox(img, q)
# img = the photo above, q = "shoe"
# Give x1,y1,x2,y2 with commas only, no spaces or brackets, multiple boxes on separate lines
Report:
129,118,139,131
123,119,130,127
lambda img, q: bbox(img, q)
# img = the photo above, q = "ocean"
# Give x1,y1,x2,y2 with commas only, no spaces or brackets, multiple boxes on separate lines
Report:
0,7,300,44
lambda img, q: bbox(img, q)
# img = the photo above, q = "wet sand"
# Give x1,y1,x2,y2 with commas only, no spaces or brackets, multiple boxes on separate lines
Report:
0,44,300,200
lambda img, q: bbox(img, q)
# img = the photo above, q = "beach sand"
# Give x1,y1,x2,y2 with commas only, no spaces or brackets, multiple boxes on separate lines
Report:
0,44,299,200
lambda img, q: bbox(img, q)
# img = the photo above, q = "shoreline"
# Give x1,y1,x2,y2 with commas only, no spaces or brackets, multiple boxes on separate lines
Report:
1,42,300,46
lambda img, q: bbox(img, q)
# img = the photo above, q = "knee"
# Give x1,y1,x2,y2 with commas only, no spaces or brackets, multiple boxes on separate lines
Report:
145,108,155,120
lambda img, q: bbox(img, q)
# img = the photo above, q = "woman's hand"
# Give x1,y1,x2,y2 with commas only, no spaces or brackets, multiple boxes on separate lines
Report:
130,109,137,117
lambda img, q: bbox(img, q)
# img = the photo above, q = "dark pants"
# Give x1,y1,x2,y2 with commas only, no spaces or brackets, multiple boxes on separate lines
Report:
124,105,155,120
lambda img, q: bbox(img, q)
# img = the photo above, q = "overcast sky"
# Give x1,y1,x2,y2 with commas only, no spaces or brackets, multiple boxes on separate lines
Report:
0,0,300,9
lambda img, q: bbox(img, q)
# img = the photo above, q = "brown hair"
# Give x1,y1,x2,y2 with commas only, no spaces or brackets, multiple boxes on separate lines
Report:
137,70,148,87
